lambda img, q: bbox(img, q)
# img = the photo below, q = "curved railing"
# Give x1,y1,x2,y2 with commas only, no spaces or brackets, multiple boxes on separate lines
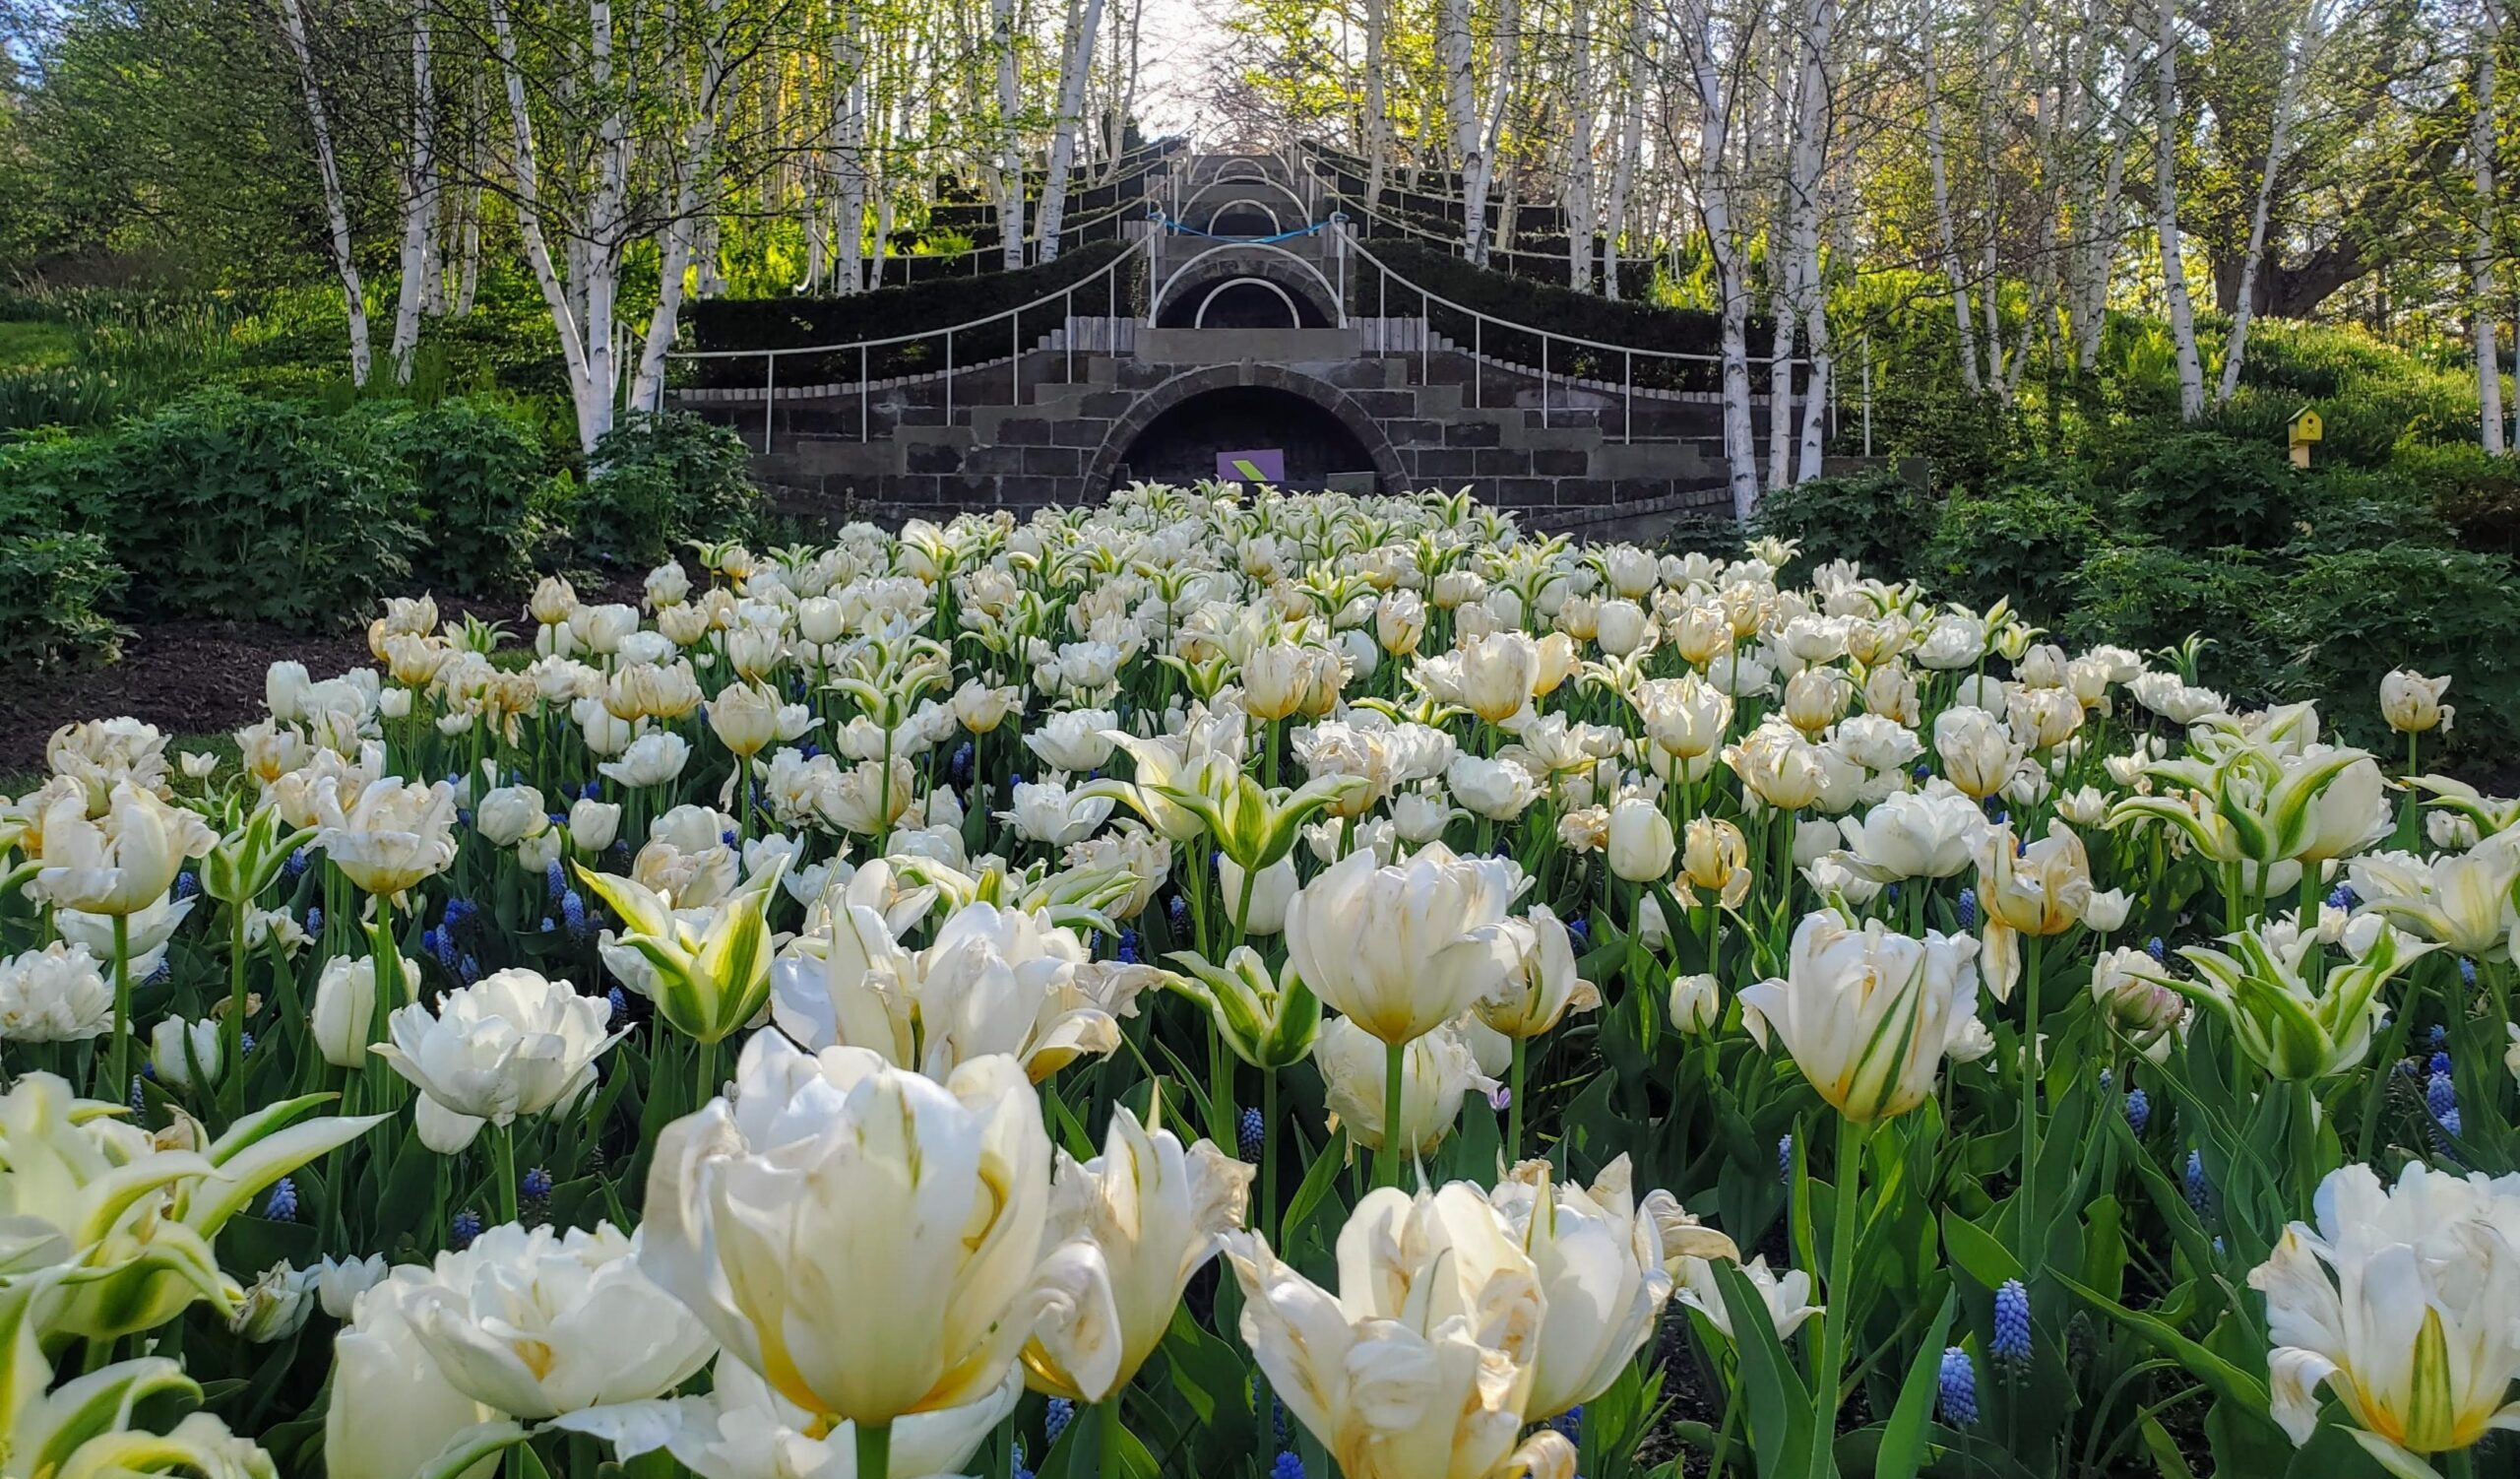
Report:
1340,234,1803,443
666,238,1149,452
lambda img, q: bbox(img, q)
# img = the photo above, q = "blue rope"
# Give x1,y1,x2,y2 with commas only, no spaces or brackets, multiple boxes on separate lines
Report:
1155,216,1334,244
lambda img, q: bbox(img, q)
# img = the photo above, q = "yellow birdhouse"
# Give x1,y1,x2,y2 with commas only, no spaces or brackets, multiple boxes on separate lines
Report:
2288,408,2323,468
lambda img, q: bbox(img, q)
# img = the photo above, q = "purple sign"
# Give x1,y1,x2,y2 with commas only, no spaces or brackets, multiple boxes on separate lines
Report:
1217,448,1286,482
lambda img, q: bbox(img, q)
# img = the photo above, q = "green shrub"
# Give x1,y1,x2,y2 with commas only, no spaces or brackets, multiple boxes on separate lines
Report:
365,397,556,595
2271,542,2520,762
573,411,761,569
6,389,418,627
2099,431,2302,550
0,531,123,669
1749,470,1939,578
2061,543,2287,703
1920,480,2104,619
2405,441,2520,556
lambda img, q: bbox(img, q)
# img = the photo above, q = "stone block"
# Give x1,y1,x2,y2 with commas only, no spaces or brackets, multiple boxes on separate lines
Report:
1444,420,1502,447
998,418,1053,445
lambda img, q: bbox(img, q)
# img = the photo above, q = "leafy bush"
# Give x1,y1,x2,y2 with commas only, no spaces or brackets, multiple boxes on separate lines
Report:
2061,543,2286,702
365,397,557,596
1920,481,2104,620
572,411,761,569
2098,431,2302,550
1749,470,1939,576
3,389,417,627
0,530,123,669
2271,543,2520,759
2408,441,2520,556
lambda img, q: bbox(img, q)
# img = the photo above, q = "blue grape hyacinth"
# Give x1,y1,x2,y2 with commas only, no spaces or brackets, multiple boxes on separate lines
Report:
451,1210,482,1249
1045,1397,1074,1446
1937,1346,1981,1426
1991,1278,2032,1369
2428,1071,2462,1137
263,1177,298,1222
1270,1455,1305,1479
1238,1107,1265,1161
522,1166,553,1200
1955,887,1978,932
2124,1087,2151,1134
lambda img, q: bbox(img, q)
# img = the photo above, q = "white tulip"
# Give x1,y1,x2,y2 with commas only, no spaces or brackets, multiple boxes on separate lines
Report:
638,1033,1066,1430
1314,1016,1493,1155
310,950,415,1069
0,942,113,1043
372,968,619,1126
1021,1107,1251,1402
1738,910,1983,1124
403,1222,717,1420
1838,788,1986,881
315,1253,389,1319
2252,1162,2520,1474
1284,842,1529,1047
149,1016,221,1091
326,1271,497,1479
1223,1186,1575,1479
1218,854,1299,935
1488,1156,1675,1420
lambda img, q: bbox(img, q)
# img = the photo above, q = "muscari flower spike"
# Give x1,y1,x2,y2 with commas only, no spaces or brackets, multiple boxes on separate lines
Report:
2125,1087,2150,1134
264,1177,298,1222
1991,1278,2032,1369
1937,1346,1981,1426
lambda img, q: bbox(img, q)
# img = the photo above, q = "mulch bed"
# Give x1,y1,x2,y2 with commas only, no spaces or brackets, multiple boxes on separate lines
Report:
0,620,375,777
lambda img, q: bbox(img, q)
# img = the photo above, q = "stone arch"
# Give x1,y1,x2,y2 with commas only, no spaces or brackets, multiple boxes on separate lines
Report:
1202,198,1283,234
1194,278,1301,327
1082,364,1408,490
1152,246,1341,327
1180,176,1309,227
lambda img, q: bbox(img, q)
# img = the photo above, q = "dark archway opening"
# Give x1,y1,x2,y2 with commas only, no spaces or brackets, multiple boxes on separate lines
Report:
1155,276,1332,329
1110,386,1376,488
1208,204,1281,236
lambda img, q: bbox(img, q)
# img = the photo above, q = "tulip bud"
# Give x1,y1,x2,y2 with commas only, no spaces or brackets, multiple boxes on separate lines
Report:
316,1253,389,1319
150,1015,222,1090
1668,972,1721,1033
312,951,414,1068
1606,798,1676,882
2379,669,2453,735
568,798,623,854
230,1262,317,1342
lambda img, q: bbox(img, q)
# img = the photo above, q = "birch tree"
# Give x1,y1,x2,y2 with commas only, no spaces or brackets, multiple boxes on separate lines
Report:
1920,16,1983,394
1672,0,1760,514
276,0,372,386
387,0,437,381
2214,0,2325,407
2470,0,2504,454
2151,0,2208,420
1034,0,1105,260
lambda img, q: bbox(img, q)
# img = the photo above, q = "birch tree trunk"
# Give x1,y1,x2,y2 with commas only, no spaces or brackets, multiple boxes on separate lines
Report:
1921,25,1982,393
633,0,732,413
1600,0,1648,300
1784,0,1835,480
389,0,436,380
1036,0,1104,261
2473,1,2505,453
277,0,371,386
1364,0,1390,196
1565,0,1598,292
1461,0,1521,264
2075,121,2125,369
2215,0,2319,407
1441,0,1475,179
2152,0,2208,420
830,0,867,292
1678,0,1759,513
994,0,1026,270
490,0,610,450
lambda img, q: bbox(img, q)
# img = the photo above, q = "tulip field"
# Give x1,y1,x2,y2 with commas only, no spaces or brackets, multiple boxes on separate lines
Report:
1,481,2512,1479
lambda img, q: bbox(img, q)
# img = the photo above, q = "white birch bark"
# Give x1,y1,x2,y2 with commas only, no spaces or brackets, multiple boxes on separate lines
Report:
2152,0,2208,421
490,0,609,449
2215,0,2321,407
633,0,731,414
1036,0,1104,261
277,0,371,386
1461,0,1521,264
1677,0,1759,514
1565,0,1598,292
994,0,1026,270
389,0,436,381
2473,0,2505,453
1365,0,1390,197
1600,0,1648,299
1442,0,1475,177
1783,0,1834,481
833,0,869,293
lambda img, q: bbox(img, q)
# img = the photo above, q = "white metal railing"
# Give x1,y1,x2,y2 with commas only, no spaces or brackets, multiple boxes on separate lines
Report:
1341,232,1805,445
1304,176,1661,286
665,237,1149,453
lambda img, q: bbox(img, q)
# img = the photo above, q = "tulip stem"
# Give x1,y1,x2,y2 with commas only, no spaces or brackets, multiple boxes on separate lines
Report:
1815,1111,1863,1424
1378,1038,1406,1190
2444,1447,2474,1479
104,914,131,1102
854,1419,891,1479
1261,1069,1281,1244
2021,932,2044,1277
1506,1035,1526,1166
494,1120,520,1226
223,899,249,1123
